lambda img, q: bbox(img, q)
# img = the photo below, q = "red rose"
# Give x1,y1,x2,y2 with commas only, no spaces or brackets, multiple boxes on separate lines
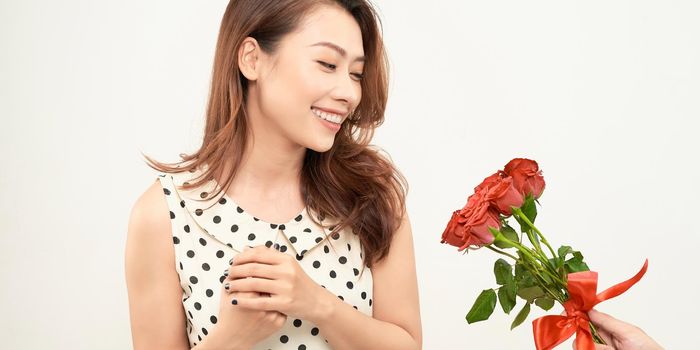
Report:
484,176,524,216
504,158,546,199
441,191,500,251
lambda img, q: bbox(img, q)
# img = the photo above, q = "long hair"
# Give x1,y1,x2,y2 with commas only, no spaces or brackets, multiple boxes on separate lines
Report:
143,0,408,270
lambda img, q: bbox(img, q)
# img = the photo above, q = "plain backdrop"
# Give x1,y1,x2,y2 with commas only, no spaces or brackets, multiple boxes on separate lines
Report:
1,0,698,348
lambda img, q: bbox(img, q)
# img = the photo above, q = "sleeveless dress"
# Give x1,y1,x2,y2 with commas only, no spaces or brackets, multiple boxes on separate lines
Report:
155,163,374,349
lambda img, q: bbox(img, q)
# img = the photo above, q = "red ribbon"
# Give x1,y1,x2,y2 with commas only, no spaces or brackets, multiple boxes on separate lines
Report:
531,259,649,350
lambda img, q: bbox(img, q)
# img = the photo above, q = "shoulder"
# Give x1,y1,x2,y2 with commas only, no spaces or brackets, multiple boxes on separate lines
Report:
128,178,172,237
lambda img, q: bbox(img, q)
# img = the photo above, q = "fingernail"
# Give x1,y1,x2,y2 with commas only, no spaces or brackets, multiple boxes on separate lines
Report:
228,258,233,265
224,282,230,290
231,299,238,305
223,269,229,277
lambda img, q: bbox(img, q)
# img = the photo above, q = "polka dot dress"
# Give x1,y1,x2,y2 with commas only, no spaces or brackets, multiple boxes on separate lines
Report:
156,163,373,349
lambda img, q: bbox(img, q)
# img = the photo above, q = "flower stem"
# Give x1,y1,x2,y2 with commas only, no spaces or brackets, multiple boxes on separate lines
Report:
485,245,519,261
512,207,557,259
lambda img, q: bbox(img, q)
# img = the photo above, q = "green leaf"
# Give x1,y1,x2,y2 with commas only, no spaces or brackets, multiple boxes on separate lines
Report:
517,286,545,303
514,263,537,289
510,302,531,330
501,224,519,243
494,259,514,285
498,282,517,314
534,297,555,311
521,194,538,224
466,289,497,324
557,245,572,259
565,257,590,273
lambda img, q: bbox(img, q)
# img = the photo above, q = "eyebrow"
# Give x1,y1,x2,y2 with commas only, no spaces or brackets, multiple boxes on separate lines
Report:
309,41,366,63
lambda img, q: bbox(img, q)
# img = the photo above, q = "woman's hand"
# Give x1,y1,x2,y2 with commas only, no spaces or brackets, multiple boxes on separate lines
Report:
224,245,329,322
574,309,664,350
197,247,288,350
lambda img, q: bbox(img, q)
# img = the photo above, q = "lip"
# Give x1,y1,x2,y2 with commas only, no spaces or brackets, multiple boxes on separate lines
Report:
311,106,348,118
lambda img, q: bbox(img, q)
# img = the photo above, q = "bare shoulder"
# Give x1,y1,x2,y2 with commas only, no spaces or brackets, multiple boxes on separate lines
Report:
125,178,189,349
371,207,423,349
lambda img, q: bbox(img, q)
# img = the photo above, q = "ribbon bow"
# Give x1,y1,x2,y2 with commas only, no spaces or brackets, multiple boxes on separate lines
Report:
532,259,649,350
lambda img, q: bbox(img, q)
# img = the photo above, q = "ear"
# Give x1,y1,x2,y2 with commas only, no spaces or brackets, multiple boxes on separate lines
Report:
238,37,262,81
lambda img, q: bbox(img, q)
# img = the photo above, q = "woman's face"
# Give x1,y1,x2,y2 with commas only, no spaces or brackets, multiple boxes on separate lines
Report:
244,5,365,153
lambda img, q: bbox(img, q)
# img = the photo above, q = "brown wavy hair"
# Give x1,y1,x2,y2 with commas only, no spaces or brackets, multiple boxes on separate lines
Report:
142,0,408,270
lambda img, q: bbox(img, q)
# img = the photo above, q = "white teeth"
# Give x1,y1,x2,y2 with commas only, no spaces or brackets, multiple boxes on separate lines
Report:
311,108,342,124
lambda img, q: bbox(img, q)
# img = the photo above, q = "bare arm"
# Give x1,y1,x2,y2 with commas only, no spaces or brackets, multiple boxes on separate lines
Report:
312,211,423,350
125,180,190,350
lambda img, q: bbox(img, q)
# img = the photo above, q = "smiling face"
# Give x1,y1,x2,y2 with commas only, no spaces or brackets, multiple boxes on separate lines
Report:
239,5,365,153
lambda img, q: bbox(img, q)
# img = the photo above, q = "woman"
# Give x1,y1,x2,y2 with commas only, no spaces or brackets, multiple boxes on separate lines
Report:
125,1,422,349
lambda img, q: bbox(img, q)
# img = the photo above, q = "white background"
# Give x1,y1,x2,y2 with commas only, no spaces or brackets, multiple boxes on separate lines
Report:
1,0,698,348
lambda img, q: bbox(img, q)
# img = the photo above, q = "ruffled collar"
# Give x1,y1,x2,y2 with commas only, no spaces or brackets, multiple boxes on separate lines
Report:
169,163,337,257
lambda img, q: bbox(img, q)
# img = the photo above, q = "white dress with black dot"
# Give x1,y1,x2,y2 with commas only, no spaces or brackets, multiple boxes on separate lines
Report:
156,164,374,349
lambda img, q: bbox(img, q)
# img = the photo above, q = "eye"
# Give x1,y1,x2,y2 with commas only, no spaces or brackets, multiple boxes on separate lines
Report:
317,61,364,81
317,61,336,70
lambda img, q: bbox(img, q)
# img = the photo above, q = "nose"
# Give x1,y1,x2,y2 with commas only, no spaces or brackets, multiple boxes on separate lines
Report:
330,73,361,110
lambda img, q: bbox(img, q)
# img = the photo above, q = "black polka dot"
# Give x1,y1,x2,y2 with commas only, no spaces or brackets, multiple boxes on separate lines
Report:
253,217,259,221
199,191,208,199
190,276,198,284
339,256,347,264
280,245,287,253
213,216,221,224
231,224,239,232
216,250,224,258
201,263,210,271
180,200,185,208
199,238,207,246
194,302,201,310
301,249,307,256
296,254,304,261
361,292,367,300
293,319,302,327
353,268,359,276
311,327,319,336
280,335,289,343
270,224,278,229
324,246,330,254
338,295,344,301
290,236,297,243
169,211,175,219
313,261,321,268
173,236,180,244
369,299,373,306
248,233,256,240
184,225,190,233
206,289,213,297
237,206,244,213
279,224,286,230
329,270,336,278
332,232,340,240
347,243,352,251
298,345,306,350
218,197,227,205
303,228,312,233
295,214,303,222
188,310,193,319
346,281,354,289
265,240,273,248
210,315,217,324
163,188,171,195
195,208,203,216
202,327,208,335
179,262,183,270
187,250,195,258
315,237,323,243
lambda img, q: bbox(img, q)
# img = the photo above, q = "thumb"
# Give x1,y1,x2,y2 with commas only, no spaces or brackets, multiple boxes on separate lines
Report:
588,309,629,337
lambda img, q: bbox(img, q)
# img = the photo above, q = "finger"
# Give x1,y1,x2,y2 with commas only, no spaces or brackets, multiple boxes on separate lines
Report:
228,276,279,295
232,245,285,267
231,292,278,311
228,262,282,281
588,309,630,339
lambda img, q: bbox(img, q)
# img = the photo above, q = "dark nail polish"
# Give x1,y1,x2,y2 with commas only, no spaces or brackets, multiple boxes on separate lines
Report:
224,282,230,290
231,299,237,305
223,269,229,277
228,258,233,265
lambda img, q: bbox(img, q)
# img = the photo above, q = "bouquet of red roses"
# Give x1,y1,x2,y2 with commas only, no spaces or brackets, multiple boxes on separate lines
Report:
440,158,648,350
